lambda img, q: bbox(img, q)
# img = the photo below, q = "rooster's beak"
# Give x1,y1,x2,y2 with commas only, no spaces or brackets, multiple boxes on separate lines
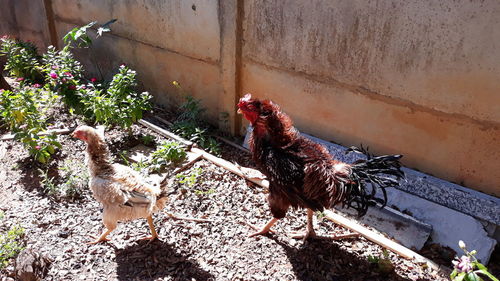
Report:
237,108,242,114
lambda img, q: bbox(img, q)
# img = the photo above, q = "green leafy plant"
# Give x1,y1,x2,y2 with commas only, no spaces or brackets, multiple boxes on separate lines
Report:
171,82,221,155
175,168,202,188
0,89,61,163
0,225,25,269
141,134,156,146
41,46,84,111
38,167,58,196
0,36,43,83
367,249,395,274
450,241,499,281
80,65,152,128
62,19,116,51
148,141,187,172
58,160,88,199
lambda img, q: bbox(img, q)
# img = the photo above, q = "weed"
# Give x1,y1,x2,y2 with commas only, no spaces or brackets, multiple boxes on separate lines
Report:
175,168,202,188
141,134,155,146
0,211,4,220
59,160,88,199
171,86,221,155
194,188,216,196
0,225,25,269
149,141,187,172
38,167,58,196
367,249,394,274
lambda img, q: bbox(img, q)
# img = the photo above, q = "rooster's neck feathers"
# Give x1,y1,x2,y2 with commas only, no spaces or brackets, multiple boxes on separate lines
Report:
252,104,297,147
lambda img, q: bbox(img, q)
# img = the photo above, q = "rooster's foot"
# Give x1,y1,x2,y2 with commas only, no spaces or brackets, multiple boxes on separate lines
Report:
290,230,317,242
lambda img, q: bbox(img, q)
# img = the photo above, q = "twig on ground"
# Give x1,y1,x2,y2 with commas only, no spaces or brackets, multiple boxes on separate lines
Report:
164,212,214,223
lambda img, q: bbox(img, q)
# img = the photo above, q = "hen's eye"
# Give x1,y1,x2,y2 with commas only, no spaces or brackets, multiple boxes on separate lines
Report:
261,111,270,116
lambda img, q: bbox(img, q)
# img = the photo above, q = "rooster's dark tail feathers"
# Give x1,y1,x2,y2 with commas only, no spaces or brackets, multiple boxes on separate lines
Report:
343,145,405,217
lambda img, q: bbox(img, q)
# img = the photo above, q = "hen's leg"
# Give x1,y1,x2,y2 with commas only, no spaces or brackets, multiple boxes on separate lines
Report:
291,209,317,241
138,215,159,241
249,218,279,237
88,221,116,244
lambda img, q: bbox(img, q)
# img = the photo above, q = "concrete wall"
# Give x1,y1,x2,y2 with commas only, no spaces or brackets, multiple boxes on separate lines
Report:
0,0,499,196
241,0,500,196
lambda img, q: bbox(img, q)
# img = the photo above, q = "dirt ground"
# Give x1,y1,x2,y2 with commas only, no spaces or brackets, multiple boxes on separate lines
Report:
0,107,456,281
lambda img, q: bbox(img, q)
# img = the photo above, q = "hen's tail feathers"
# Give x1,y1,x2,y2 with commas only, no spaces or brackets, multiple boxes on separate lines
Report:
343,145,405,217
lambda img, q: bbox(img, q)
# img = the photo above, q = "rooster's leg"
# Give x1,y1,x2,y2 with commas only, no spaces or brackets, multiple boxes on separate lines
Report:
138,215,159,241
290,209,317,241
249,218,279,237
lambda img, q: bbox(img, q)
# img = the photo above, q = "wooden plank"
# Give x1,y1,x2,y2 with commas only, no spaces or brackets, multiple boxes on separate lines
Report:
323,209,440,270
138,119,193,148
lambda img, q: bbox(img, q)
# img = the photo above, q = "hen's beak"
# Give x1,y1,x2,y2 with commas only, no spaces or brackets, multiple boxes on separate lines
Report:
237,108,242,114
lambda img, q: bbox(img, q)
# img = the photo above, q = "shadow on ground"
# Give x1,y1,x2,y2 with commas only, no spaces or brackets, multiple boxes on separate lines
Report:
272,237,427,281
115,239,214,281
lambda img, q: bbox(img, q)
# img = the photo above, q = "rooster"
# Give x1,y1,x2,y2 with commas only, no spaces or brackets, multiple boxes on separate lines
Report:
72,125,168,244
237,94,404,240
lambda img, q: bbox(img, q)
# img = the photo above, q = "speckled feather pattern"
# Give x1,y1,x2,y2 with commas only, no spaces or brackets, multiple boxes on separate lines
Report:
81,127,167,229
248,100,393,219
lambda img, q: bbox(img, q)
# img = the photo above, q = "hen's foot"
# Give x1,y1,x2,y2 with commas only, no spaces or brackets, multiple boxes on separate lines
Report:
249,229,272,237
86,235,110,245
138,235,159,243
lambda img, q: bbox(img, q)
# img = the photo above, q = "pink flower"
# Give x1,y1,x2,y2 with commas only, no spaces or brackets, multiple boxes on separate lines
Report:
62,78,67,83
1,35,7,39
33,83,41,88
16,77,25,82
90,77,97,83
63,72,73,77
35,145,41,150
51,65,58,70
452,256,473,273
50,71,58,79
120,63,126,68
68,84,76,90
80,85,86,89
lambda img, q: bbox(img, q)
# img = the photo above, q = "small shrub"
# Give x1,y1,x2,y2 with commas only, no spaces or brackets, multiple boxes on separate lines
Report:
0,89,61,163
0,36,43,83
450,241,499,281
80,65,152,128
148,141,187,172
0,225,25,269
42,46,84,110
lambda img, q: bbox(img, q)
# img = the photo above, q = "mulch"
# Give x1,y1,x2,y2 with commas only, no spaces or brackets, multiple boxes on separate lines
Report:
0,95,452,281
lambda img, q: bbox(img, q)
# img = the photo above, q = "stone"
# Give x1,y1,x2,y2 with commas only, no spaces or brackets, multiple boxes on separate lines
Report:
15,249,51,281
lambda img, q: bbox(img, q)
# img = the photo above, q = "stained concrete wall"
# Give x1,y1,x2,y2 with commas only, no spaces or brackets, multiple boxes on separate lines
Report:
242,0,500,196
0,0,499,196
